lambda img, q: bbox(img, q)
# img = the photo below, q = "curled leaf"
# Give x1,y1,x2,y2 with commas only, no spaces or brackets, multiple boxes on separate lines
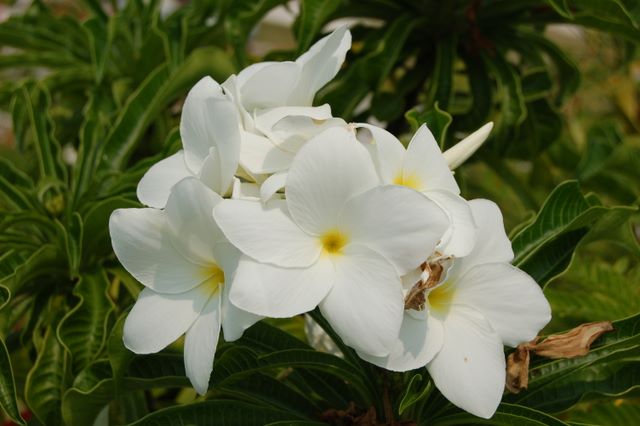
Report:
533,321,614,359
505,342,534,394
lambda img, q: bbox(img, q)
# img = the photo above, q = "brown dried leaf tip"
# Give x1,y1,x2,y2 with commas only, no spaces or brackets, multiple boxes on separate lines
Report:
505,321,614,394
533,321,614,359
505,343,533,394
404,261,445,311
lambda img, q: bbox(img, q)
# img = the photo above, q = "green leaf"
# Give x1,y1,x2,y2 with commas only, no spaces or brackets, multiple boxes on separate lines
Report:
0,337,25,425
508,313,640,413
425,34,457,110
62,356,188,426
0,285,9,310
434,402,569,425
510,181,632,286
57,271,115,374
482,51,527,155
56,212,83,277
398,374,433,415
296,0,342,52
219,373,321,419
101,46,234,170
81,196,139,266
128,400,304,425
517,30,580,104
405,102,453,148
11,83,67,183
457,52,493,130
577,123,623,180
84,17,113,84
25,326,68,426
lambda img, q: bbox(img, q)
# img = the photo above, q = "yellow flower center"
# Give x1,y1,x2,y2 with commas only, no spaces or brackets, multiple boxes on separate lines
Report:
200,264,225,295
320,229,348,255
393,172,422,190
428,282,454,314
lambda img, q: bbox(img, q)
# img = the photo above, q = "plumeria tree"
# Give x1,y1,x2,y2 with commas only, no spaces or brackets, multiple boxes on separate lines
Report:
1,1,639,425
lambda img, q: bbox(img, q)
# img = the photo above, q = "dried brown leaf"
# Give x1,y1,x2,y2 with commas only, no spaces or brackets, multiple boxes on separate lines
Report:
533,321,614,359
506,343,533,393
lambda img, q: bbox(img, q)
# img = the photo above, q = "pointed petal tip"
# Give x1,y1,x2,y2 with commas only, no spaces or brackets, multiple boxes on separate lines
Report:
444,122,494,170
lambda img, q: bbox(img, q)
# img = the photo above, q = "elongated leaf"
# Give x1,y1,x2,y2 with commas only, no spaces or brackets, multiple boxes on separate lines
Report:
511,181,633,286
62,356,188,426
296,0,342,52
507,313,640,413
57,271,115,374
0,337,25,425
101,46,234,170
398,374,433,415
434,403,569,425
128,400,304,425
517,30,580,104
25,326,68,426
425,34,456,110
0,285,9,310
220,373,320,419
84,17,113,84
11,83,66,182
405,102,453,148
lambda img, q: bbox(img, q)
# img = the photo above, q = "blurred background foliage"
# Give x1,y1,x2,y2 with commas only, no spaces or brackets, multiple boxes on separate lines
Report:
0,0,638,425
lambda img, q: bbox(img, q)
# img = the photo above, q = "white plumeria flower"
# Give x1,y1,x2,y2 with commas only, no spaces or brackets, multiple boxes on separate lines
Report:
109,178,261,394
136,77,241,207
357,122,491,257
213,126,449,356
221,27,350,180
360,199,551,419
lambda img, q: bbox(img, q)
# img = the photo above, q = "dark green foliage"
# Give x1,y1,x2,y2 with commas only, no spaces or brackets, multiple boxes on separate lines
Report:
0,0,638,425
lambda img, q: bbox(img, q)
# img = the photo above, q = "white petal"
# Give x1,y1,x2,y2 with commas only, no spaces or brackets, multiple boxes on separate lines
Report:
184,292,222,395
109,208,206,294
424,190,477,258
319,245,403,356
180,77,240,177
454,263,551,347
340,185,449,274
238,130,295,175
359,313,443,372
136,151,193,208
198,148,232,197
354,123,405,184
229,255,334,318
213,199,320,268
260,171,287,202
286,126,378,234
165,177,223,265
123,286,210,353
427,306,505,419
238,61,301,111
403,124,460,194
444,122,493,170
231,178,260,200
289,27,351,105
255,105,345,153
221,284,263,342
450,199,514,280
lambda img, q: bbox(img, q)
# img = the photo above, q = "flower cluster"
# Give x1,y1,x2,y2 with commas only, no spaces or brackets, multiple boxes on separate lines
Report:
109,27,551,419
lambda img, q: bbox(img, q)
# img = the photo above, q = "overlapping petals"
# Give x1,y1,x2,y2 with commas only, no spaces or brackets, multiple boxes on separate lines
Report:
357,123,488,257
111,26,551,420
214,126,449,355
361,199,551,418
110,178,260,394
